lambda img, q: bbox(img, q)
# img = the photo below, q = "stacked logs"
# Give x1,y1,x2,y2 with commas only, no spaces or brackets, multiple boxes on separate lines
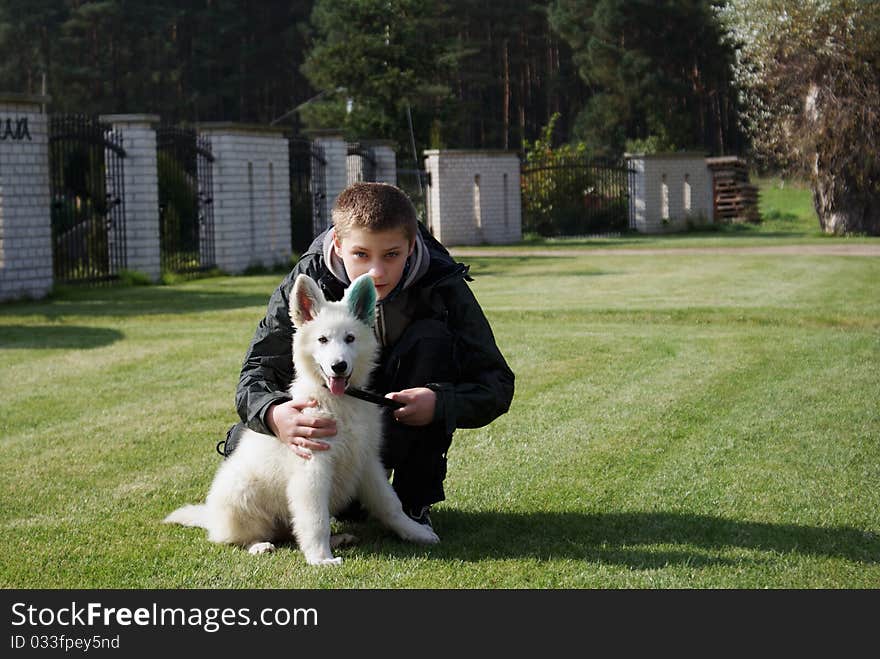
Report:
706,156,760,223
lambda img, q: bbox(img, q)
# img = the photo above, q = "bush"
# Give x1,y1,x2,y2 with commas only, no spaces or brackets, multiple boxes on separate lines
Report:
522,114,630,236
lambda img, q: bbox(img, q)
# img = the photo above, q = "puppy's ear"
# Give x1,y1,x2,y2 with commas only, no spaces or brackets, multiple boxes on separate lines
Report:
345,274,377,326
290,274,324,328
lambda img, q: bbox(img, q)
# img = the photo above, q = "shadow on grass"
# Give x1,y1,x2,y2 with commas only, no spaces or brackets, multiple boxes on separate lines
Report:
424,510,880,568
164,510,878,570
0,325,124,349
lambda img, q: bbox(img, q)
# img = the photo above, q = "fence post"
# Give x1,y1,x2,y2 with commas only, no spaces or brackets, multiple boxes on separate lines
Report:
100,114,162,281
623,152,712,233
306,130,347,235
0,93,53,301
362,140,397,185
423,149,521,246
197,123,292,274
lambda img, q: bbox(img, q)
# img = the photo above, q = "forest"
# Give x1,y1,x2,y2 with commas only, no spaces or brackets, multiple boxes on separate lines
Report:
0,1,744,158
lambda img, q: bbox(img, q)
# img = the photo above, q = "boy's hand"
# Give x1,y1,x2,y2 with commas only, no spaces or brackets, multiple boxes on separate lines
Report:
386,388,436,427
266,400,336,459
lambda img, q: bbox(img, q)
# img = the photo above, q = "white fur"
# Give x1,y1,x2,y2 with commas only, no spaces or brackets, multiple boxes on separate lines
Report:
164,273,439,565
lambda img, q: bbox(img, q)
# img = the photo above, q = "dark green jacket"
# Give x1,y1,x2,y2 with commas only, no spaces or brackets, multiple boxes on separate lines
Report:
236,223,515,437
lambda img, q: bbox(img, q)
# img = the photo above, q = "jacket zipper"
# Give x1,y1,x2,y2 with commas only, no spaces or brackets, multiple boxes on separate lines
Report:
376,304,387,347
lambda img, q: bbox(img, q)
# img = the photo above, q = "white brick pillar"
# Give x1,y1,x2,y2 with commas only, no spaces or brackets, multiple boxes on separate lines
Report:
0,94,53,301
198,123,292,274
624,152,713,233
364,140,397,185
423,149,522,246
307,130,347,234
101,114,162,281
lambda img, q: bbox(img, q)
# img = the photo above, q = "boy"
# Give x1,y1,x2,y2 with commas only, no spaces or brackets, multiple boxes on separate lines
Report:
228,182,514,530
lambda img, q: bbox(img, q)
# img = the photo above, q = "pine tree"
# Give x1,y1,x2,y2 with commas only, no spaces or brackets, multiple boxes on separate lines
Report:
301,0,452,150
549,0,740,156
0,0,67,97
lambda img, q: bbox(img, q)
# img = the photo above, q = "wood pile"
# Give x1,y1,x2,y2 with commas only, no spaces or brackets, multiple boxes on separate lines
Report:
706,156,760,223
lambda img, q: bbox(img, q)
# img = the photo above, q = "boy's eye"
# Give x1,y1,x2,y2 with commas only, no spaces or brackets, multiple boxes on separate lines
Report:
354,251,367,258
386,252,399,259
317,336,328,344
345,334,355,344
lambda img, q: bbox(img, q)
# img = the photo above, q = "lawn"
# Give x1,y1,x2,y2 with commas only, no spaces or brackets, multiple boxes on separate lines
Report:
1,235,878,588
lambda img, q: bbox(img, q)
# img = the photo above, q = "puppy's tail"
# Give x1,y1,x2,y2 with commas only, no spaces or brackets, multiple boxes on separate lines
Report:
163,504,209,529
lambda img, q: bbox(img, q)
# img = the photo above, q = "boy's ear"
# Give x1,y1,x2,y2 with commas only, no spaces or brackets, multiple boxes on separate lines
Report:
290,274,324,328
345,273,377,326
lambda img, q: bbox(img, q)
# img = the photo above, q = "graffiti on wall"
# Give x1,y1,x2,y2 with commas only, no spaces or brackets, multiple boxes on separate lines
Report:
0,117,31,141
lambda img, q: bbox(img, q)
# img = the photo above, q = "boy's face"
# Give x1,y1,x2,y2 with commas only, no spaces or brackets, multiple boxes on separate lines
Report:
333,227,414,300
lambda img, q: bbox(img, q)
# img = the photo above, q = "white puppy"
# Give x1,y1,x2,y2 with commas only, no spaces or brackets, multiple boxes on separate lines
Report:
165,273,439,565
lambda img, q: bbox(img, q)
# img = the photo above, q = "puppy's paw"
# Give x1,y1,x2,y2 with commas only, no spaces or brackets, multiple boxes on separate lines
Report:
413,528,440,545
401,524,440,545
247,541,277,555
307,556,343,566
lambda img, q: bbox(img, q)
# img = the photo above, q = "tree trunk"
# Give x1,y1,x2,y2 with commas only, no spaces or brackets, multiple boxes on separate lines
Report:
812,162,880,235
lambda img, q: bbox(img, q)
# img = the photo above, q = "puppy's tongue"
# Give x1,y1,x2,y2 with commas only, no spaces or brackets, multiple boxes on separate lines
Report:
329,377,347,396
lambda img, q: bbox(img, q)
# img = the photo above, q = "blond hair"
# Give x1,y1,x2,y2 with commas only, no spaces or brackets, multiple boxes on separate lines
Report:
331,182,418,243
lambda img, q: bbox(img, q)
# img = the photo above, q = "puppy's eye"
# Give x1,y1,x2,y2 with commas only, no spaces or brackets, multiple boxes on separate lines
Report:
345,334,356,344
317,336,328,344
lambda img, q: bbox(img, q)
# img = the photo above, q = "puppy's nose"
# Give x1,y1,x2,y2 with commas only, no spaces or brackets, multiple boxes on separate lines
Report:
331,361,348,375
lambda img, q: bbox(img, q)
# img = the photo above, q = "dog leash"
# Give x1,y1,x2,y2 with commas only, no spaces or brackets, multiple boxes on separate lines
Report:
344,386,405,410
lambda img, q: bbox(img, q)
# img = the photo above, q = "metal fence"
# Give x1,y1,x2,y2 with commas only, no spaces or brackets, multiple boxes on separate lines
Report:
289,137,327,252
48,114,127,284
156,125,215,274
521,156,634,236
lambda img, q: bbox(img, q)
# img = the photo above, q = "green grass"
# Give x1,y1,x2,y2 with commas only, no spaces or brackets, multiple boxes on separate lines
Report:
754,175,818,234
1,246,879,588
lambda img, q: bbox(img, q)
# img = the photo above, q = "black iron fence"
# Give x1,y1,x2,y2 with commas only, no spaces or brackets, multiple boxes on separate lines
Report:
156,125,215,274
521,156,634,236
49,114,127,284
289,137,327,253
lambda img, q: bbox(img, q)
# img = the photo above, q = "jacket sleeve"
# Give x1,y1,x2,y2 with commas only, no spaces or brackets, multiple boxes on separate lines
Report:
235,268,301,434
427,279,515,435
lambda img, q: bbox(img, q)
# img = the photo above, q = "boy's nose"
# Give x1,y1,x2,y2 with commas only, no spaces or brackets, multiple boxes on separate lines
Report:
367,266,384,280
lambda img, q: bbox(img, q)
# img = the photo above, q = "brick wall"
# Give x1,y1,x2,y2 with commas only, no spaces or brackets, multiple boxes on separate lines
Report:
423,150,522,246
198,124,292,274
0,94,53,301
101,115,162,281
0,112,417,296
